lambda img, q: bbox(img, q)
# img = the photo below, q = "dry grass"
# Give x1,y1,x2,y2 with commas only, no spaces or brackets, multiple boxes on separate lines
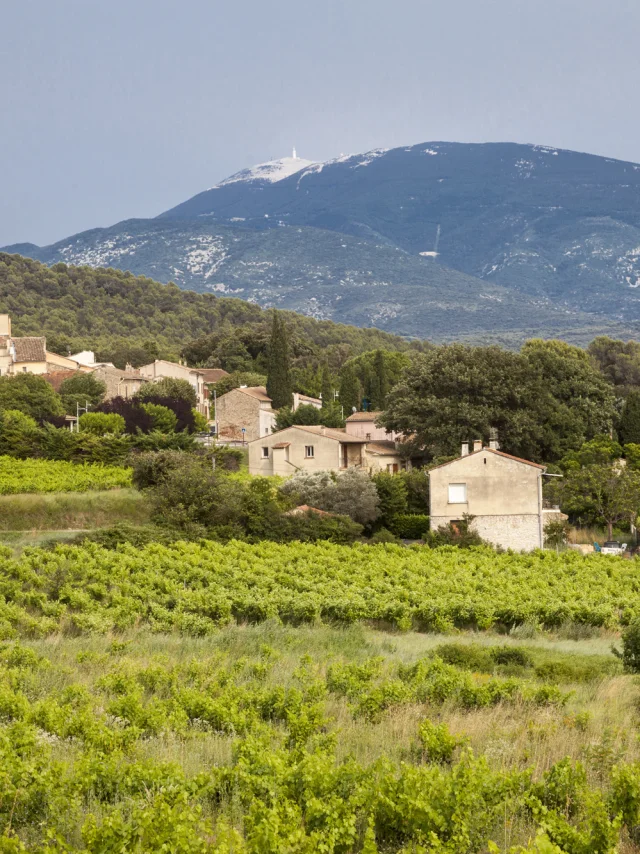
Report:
0,488,151,532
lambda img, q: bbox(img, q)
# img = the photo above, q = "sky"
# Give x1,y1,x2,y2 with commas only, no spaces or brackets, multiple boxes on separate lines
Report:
2,0,640,247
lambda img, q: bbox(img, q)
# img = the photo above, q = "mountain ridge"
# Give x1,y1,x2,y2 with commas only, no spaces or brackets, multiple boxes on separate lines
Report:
6,140,640,345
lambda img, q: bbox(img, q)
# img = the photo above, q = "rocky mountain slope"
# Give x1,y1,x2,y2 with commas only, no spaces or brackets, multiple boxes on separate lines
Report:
6,141,640,344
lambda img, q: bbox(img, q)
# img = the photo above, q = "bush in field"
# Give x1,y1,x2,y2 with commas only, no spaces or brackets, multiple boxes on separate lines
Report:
78,412,125,435
425,514,488,548
280,469,380,525
389,513,430,539
372,471,408,527
141,403,178,433
616,617,640,673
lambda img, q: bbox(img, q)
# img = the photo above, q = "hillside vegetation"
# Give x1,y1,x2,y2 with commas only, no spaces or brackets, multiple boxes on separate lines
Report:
0,253,415,364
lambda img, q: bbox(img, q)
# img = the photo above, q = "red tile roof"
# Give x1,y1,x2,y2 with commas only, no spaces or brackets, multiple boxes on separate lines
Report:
235,386,272,402
346,410,384,422
199,368,229,383
13,337,46,362
428,447,546,472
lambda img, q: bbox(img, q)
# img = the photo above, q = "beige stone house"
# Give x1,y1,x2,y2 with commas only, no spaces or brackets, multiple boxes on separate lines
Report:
428,441,547,551
345,411,404,442
248,425,407,476
0,315,90,377
91,364,147,400
215,386,277,442
139,360,210,419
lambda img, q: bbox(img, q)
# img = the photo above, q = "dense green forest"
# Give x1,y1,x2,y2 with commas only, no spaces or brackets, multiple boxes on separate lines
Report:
0,254,418,368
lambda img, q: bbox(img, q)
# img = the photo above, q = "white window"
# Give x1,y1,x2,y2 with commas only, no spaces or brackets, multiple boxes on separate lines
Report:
262,447,269,458
305,445,315,458
448,483,467,504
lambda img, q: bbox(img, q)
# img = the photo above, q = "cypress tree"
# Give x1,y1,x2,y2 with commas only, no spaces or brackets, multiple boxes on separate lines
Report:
320,363,333,409
339,364,361,414
372,350,389,409
619,390,640,445
266,312,293,410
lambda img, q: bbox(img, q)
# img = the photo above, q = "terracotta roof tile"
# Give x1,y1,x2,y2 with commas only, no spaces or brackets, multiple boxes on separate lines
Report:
345,410,384,422
235,386,272,402
13,337,46,362
365,441,400,455
199,368,229,383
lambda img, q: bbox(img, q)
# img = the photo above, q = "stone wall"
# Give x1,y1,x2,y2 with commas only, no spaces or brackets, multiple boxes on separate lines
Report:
430,513,542,552
216,389,262,442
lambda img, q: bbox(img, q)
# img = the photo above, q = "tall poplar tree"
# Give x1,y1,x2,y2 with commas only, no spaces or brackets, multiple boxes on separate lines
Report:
266,312,293,410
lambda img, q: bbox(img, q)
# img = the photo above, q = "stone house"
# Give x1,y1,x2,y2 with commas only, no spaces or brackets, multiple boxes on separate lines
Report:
138,360,210,419
91,364,147,400
345,411,404,442
0,315,90,377
248,425,407,476
215,386,277,443
428,440,547,551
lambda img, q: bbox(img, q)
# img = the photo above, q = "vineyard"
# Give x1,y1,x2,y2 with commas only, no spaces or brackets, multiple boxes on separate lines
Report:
2,541,640,851
0,456,132,494
1,540,640,638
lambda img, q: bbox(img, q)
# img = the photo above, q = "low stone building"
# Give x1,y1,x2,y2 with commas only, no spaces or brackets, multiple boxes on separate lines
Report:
428,440,547,551
215,386,277,443
248,425,407,476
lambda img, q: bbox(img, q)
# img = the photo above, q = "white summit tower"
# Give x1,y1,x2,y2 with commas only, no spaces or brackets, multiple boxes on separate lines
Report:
292,147,298,159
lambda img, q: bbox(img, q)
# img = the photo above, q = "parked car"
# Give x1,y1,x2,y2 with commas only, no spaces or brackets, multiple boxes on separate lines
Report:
595,541,627,556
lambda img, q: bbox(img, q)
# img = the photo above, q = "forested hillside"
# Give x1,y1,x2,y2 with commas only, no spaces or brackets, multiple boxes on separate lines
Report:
0,253,416,365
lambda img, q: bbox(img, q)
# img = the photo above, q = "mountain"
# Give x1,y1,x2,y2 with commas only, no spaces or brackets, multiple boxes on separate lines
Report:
6,141,640,344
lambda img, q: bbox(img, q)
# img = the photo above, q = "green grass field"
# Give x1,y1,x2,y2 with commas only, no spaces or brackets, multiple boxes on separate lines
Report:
0,489,151,533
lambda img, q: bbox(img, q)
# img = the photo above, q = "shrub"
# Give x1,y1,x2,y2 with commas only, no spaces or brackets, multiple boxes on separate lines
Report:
389,513,430,539
280,469,380,526
72,523,180,549
0,373,64,419
78,412,125,436
615,616,640,673
418,719,463,763
425,515,488,548
372,471,408,526
59,372,106,414
140,403,178,434
369,528,400,544
131,450,207,489
137,378,197,407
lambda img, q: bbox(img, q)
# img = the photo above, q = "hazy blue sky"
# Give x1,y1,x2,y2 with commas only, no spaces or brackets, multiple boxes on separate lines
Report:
2,0,639,246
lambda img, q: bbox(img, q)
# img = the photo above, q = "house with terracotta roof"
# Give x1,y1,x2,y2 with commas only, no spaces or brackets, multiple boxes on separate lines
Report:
0,315,91,377
428,439,548,551
248,425,407,476
215,386,277,442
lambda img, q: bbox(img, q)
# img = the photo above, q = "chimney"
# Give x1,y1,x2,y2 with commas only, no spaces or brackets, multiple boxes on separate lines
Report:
0,314,11,337
125,362,134,373
489,428,500,450
473,439,483,453
461,442,469,457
